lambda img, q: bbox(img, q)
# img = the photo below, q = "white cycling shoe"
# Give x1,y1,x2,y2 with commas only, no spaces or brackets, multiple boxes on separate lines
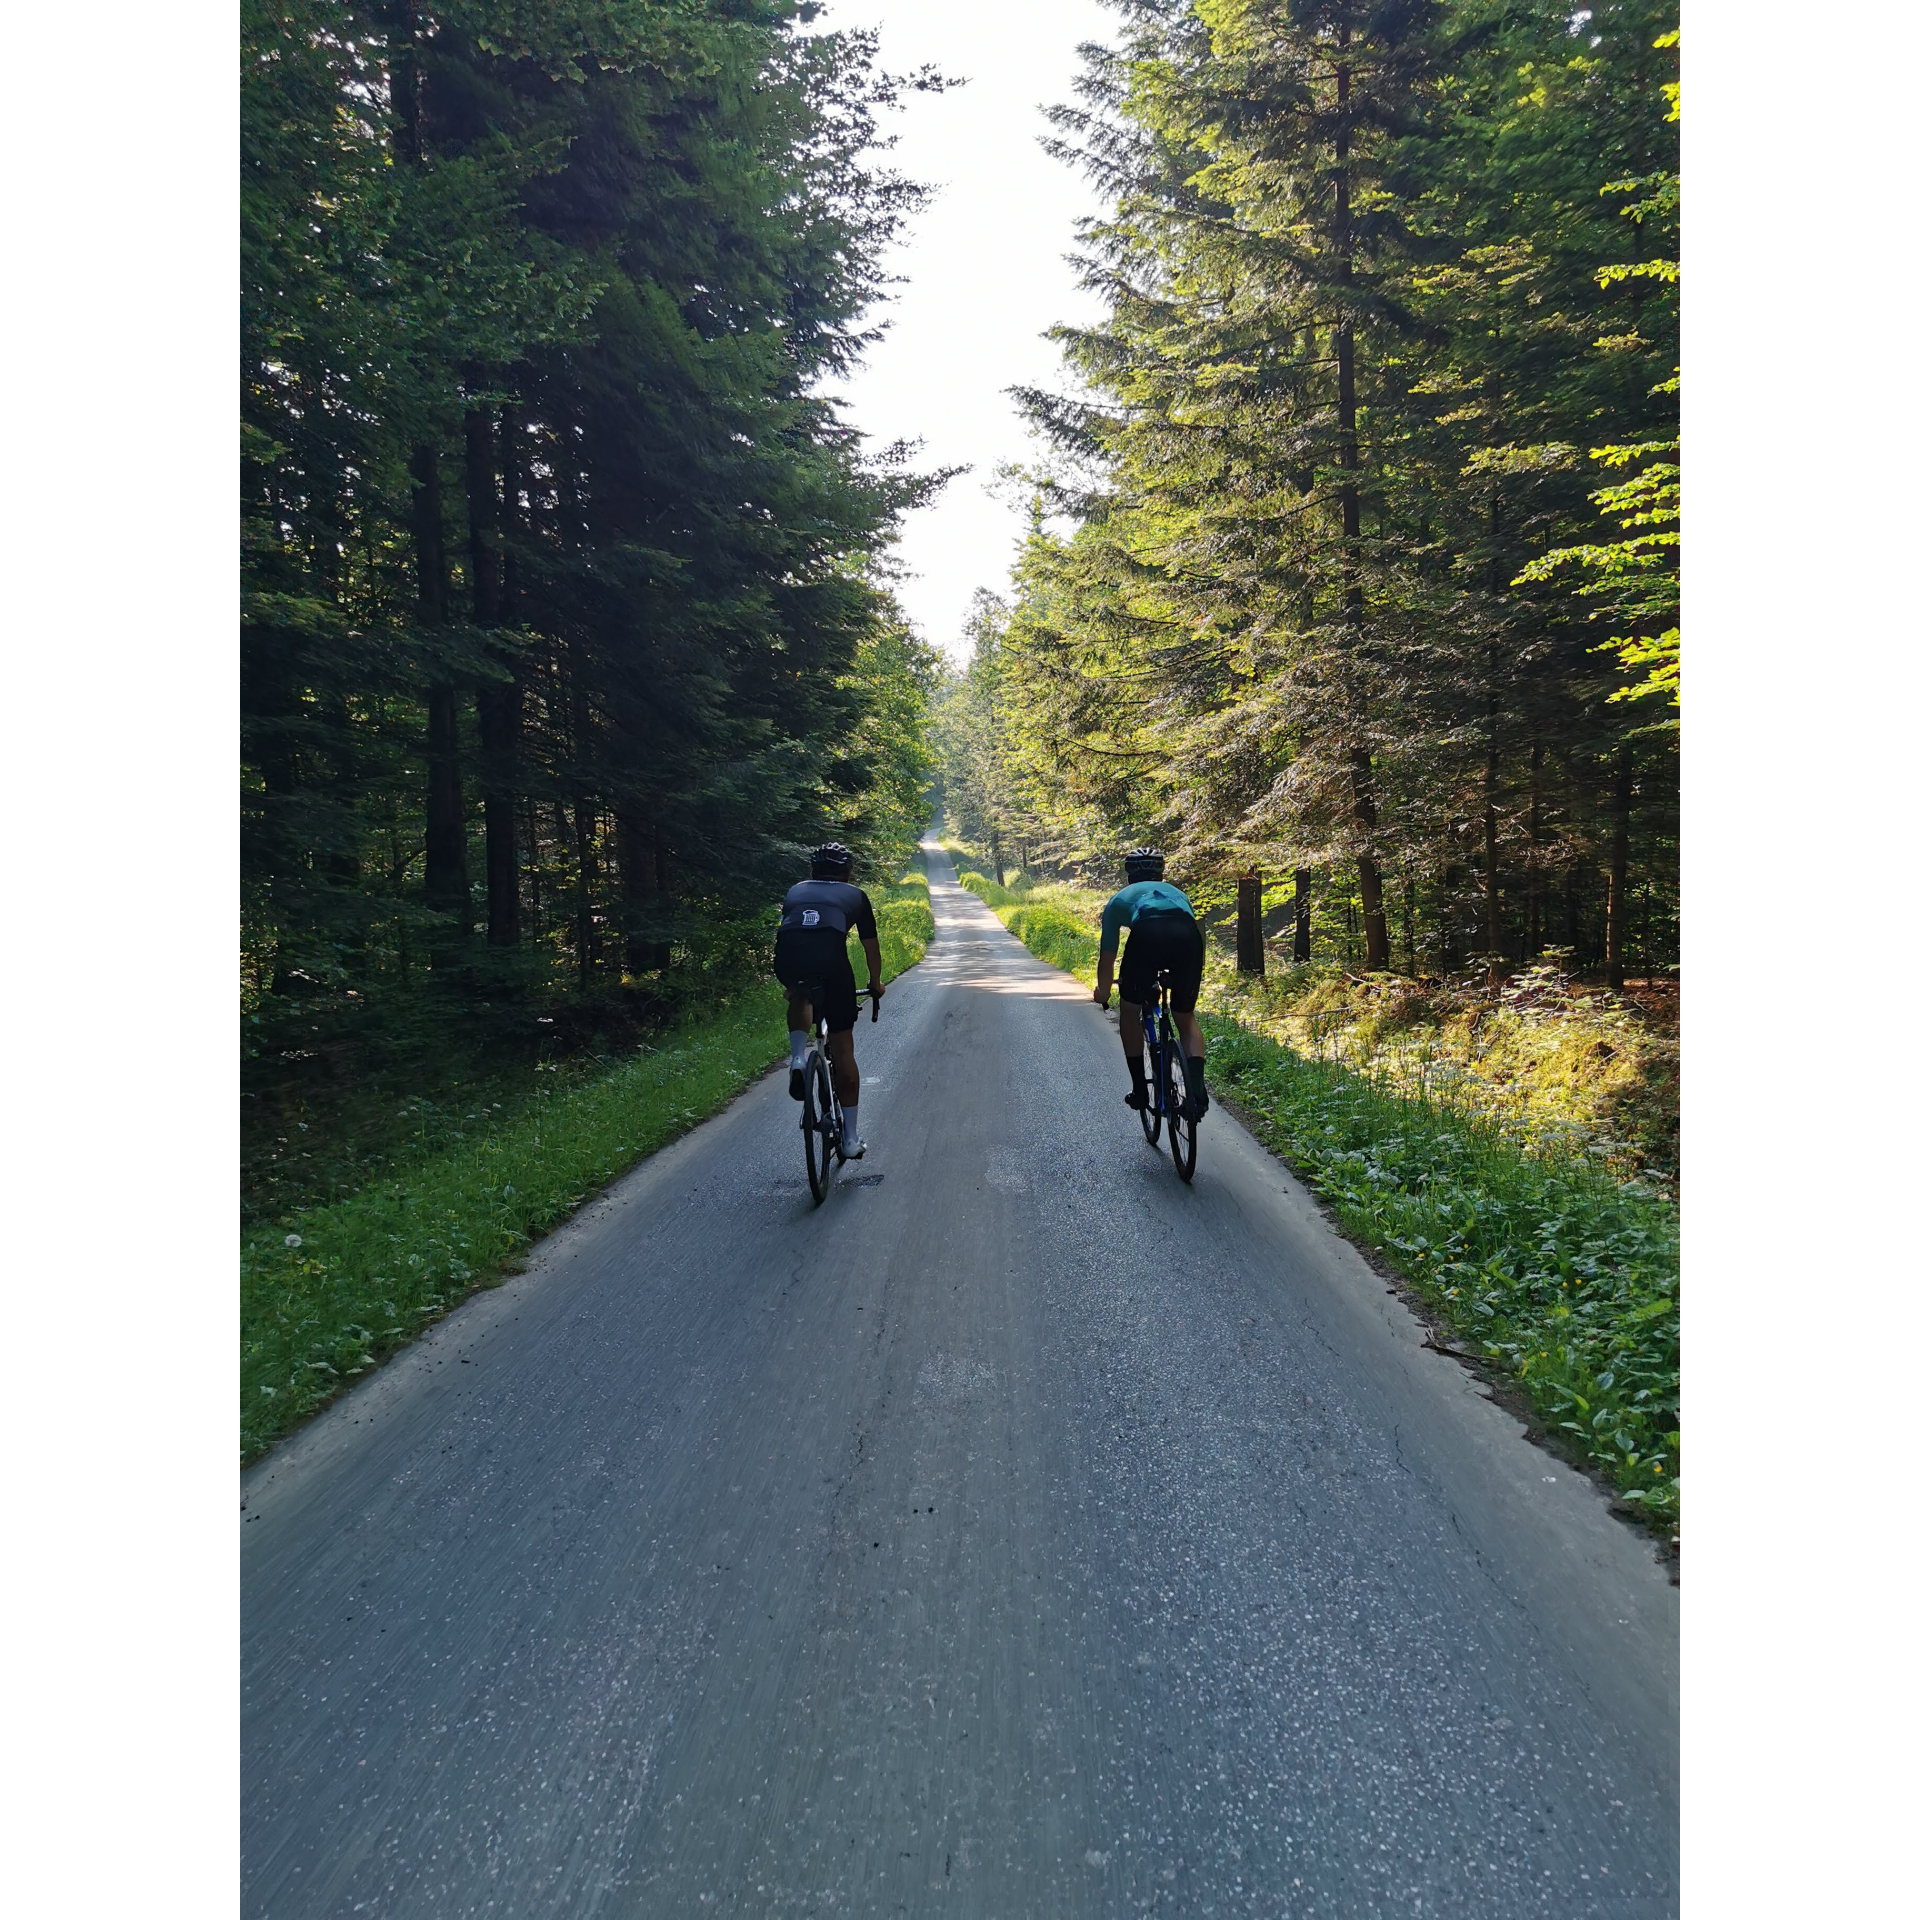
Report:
841,1134,867,1160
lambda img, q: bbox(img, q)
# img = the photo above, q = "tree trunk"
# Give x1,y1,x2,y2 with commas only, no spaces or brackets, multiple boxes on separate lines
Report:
1236,871,1265,974
1292,867,1312,962
1333,43,1388,975
991,830,1004,889
466,399,521,948
619,810,670,976
1482,708,1501,966
1350,750,1390,970
523,795,542,928
412,445,466,936
573,799,596,990
1526,738,1543,957
1606,745,1633,990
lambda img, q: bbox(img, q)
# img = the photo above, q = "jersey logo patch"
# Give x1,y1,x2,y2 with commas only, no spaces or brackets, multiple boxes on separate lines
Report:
802,909,820,927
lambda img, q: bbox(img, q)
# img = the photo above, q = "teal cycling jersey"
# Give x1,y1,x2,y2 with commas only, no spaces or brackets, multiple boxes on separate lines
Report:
1099,880,1195,953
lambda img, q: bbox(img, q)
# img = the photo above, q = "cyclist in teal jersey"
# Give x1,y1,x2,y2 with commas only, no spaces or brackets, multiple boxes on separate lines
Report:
1093,847,1208,1119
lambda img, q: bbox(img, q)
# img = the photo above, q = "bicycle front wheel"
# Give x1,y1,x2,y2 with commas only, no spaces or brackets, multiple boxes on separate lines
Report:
1164,1033,1198,1182
802,1052,834,1204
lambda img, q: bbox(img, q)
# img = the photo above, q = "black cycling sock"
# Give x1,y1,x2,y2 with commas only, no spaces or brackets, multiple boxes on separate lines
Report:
1187,1054,1207,1099
1127,1054,1148,1097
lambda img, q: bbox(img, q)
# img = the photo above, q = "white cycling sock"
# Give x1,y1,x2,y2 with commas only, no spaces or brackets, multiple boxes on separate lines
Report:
788,1030,808,1069
841,1102,859,1143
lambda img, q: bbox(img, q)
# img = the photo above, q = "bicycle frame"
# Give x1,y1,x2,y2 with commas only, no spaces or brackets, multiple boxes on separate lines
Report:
1138,968,1198,1181
797,984,876,1204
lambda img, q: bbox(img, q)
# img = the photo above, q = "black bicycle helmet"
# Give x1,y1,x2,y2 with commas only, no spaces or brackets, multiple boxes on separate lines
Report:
1124,846,1165,883
810,841,854,880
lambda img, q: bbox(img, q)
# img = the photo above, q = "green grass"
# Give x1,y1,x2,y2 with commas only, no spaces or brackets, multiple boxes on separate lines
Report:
1003,903,1101,976
871,869,934,971
954,868,1026,911
241,870,934,1463
950,854,1104,978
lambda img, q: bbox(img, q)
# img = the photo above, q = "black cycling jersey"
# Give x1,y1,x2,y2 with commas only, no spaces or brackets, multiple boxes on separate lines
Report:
779,879,878,942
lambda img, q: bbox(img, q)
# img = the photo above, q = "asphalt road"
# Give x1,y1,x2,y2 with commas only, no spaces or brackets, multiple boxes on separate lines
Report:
242,841,1678,1918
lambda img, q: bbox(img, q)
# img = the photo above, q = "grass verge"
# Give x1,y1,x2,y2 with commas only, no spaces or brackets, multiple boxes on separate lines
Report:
241,872,933,1463
946,839,1678,1528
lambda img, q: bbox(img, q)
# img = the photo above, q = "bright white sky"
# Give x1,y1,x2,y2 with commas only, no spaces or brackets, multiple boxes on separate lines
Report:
818,0,1114,662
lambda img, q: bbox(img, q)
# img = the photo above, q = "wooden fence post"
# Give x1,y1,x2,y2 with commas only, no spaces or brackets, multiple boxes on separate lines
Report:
1236,871,1265,974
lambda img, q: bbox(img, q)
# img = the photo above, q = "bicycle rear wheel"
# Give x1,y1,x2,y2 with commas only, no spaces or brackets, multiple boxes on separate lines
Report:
1137,1017,1163,1145
802,1052,834,1204
1164,1032,1198,1182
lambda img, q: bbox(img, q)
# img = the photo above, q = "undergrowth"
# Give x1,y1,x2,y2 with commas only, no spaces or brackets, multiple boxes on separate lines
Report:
241,868,933,1463
1210,960,1677,1186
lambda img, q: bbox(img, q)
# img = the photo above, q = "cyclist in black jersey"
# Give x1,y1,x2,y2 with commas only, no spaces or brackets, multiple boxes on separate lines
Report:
773,842,885,1157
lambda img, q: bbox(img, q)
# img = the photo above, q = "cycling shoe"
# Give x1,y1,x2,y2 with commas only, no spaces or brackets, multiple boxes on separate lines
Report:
1184,1091,1210,1121
789,1067,806,1101
1124,1088,1148,1111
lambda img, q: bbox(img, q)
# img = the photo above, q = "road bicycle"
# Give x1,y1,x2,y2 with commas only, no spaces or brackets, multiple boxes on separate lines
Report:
1136,965,1199,1182
797,984,878,1205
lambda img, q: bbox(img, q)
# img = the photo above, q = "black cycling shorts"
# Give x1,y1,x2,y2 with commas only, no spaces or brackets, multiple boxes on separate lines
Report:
1118,910,1204,1013
773,925,860,1033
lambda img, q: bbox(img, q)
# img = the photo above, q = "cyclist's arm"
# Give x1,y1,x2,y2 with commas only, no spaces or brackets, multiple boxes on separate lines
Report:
1095,892,1124,1007
852,890,884,997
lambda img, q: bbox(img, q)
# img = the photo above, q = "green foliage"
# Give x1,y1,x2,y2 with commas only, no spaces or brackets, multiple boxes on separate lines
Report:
935,1,1680,975
954,869,1025,912
242,0,944,1117
1516,32,1680,719
1211,961,1679,1184
1003,905,1101,978
870,870,935,977
1204,1019,1677,1525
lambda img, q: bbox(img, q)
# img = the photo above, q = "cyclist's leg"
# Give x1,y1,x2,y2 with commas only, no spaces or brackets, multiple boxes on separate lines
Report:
777,919,830,1098
1116,999,1149,1105
1164,919,1208,1114
1115,928,1153,1106
785,990,814,1095
826,1027,860,1109
819,964,865,1150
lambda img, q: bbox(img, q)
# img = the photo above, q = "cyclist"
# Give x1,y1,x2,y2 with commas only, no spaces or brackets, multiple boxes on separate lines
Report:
774,842,885,1158
1093,846,1208,1120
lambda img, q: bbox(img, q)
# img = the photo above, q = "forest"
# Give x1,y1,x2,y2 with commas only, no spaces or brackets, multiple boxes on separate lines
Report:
243,0,1679,1211
936,0,1678,987
242,0,942,1190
